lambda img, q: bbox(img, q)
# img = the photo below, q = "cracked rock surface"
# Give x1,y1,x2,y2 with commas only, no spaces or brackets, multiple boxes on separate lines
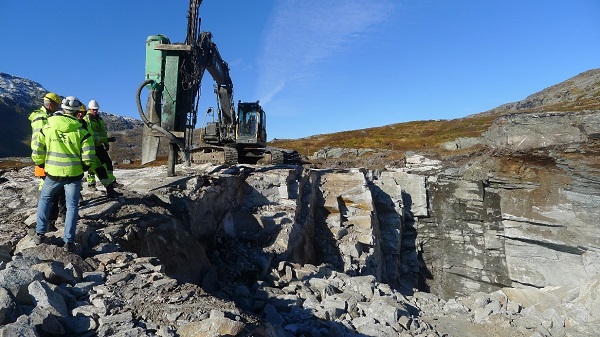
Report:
0,109,599,336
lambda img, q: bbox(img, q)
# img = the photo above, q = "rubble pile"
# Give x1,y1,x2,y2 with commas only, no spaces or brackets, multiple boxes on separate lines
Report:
0,160,598,336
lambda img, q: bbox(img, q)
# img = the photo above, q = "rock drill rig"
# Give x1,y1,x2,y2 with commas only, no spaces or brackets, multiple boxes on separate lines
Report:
136,0,300,176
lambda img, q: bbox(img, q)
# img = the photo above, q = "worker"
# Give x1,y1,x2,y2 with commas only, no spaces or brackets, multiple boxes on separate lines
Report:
31,96,95,252
77,104,122,198
83,99,118,188
28,92,65,228
29,92,60,140
248,114,256,133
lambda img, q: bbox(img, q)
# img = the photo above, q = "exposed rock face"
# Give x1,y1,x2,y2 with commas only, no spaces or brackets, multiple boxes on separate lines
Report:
0,109,599,336
0,139,599,336
0,161,597,337
484,110,600,150
290,169,385,278
415,110,600,300
419,177,510,298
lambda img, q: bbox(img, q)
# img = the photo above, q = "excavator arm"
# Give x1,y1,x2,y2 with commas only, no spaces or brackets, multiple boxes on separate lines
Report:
195,32,237,143
138,0,237,173
137,0,301,174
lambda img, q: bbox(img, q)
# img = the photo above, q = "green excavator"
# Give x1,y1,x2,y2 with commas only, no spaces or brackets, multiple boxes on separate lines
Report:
136,0,300,176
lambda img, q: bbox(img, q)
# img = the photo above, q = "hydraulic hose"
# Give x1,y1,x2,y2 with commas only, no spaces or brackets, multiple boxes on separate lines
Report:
136,80,190,166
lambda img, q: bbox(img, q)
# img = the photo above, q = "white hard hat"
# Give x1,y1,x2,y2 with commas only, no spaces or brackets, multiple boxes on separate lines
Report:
61,96,82,113
88,100,100,110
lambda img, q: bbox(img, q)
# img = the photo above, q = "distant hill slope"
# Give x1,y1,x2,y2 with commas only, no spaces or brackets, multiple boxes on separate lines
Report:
101,112,143,132
0,73,46,115
272,68,600,157
0,72,143,158
0,73,46,157
3,69,599,162
481,68,600,115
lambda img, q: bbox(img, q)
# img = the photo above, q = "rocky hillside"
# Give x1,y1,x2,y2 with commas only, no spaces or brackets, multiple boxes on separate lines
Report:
0,73,46,115
272,68,600,166
0,119,599,336
0,73,45,157
0,68,599,336
0,72,143,159
484,68,600,114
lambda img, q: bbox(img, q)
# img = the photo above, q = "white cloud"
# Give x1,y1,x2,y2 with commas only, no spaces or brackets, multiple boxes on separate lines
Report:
256,0,395,105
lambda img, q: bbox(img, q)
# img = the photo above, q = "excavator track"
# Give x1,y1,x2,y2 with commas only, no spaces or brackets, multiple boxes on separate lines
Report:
253,147,303,165
191,145,302,166
190,145,238,165
224,147,238,164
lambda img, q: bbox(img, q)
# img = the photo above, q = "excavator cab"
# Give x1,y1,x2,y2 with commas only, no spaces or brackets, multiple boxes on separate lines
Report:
236,101,267,147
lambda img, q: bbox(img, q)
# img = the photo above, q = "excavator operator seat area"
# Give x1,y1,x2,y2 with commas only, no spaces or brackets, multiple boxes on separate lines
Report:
238,111,257,137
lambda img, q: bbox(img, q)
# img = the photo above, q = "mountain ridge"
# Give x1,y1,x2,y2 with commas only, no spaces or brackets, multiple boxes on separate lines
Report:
477,68,600,115
0,72,142,158
1,71,599,336
271,68,600,162
1,69,599,162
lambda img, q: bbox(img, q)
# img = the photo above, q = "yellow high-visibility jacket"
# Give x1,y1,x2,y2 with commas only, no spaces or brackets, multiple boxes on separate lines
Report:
31,113,96,180
28,106,52,143
83,113,108,146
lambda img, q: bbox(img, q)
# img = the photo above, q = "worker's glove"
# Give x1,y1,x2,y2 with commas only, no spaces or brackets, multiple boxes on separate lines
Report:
34,165,46,177
104,143,110,151
107,136,116,142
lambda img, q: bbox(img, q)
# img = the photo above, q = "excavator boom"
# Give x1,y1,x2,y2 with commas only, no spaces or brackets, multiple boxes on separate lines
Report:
197,32,236,129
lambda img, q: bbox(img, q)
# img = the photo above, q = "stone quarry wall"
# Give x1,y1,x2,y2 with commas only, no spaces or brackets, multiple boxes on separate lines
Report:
416,110,600,298
2,154,599,335
187,111,600,300
1,110,599,335
418,177,511,298
417,167,600,299
87,111,600,301
163,149,598,301
483,110,600,150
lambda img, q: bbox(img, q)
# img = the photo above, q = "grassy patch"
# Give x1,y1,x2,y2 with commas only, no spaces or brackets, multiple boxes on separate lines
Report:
270,116,495,156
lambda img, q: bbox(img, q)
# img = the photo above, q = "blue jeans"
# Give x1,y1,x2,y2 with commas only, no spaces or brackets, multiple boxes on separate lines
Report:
36,177,82,243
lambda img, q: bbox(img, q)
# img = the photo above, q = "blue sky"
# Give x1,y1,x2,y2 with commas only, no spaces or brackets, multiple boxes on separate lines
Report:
2,1,600,140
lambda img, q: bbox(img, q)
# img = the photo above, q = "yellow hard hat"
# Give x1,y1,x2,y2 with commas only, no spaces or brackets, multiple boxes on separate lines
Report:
43,92,61,104
79,104,87,112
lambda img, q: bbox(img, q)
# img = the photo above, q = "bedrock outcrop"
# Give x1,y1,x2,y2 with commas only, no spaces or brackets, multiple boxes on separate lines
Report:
1,158,598,336
0,110,598,336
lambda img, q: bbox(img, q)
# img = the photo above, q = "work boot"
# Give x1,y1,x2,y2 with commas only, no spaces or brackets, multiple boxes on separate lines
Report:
63,242,75,252
105,183,123,199
112,181,124,188
33,233,45,245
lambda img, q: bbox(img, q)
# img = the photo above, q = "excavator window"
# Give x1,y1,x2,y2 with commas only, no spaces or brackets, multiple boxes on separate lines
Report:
248,115,256,132
239,111,257,136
